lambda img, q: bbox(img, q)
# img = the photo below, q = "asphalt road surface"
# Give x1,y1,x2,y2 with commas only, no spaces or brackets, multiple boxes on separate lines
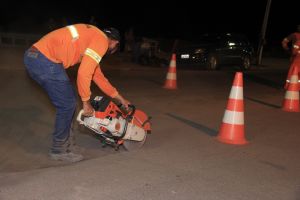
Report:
0,47,299,200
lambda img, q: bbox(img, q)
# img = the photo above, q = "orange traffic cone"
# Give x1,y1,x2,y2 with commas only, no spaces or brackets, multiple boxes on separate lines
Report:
217,72,248,145
163,53,177,89
282,66,299,112
284,60,300,90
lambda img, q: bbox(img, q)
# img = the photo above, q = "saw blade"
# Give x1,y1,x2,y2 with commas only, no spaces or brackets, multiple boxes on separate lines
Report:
123,131,147,151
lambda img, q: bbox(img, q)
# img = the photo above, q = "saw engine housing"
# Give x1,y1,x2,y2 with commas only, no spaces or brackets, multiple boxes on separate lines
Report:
77,96,151,150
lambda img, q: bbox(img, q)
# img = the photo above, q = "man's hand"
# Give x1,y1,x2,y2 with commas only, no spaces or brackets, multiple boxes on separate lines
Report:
114,94,130,110
82,100,94,116
282,38,290,51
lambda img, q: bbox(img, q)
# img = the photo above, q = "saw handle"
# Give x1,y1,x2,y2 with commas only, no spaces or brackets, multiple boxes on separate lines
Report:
126,104,136,119
76,110,84,124
112,98,135,117
118,104,136,118
76,109,93,124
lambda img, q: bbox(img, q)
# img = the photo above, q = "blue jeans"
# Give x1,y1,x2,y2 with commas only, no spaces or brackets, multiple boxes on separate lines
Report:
24,47,77,153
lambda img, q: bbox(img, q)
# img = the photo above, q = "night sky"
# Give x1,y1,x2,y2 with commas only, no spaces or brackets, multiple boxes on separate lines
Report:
0,0,298,46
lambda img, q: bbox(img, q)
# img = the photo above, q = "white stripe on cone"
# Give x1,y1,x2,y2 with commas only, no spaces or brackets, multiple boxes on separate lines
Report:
166,73,177,80
222,110,244,125
290,75,299,83
286,80,300,83
285,91,299,99
229,86,243,100
169,60,176,67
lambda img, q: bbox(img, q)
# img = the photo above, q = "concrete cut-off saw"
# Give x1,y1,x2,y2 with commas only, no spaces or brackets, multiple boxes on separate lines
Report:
76,96,151,150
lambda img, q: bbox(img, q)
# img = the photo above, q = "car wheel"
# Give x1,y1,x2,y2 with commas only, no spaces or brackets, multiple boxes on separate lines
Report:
241,55,251,70
206,55,218,70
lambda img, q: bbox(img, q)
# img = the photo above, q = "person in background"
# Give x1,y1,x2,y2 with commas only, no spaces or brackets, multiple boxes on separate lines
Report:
124,27,135,53
281,25,300,89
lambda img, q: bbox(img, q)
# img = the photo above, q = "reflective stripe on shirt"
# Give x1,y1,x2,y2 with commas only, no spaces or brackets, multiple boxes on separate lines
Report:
67,25,79,40
84,48,102,63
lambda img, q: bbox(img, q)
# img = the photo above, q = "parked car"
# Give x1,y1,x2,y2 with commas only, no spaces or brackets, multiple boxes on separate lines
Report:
176,33,255,70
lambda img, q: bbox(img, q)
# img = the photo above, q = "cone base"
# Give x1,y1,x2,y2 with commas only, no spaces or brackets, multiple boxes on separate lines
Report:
163,86,177,90
282,100,300,112
282,107,300,112
163,82,177,90
217,137,248,145
217,123,248,145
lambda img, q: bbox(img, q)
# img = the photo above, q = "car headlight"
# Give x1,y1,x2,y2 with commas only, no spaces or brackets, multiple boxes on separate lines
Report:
194,48,205,54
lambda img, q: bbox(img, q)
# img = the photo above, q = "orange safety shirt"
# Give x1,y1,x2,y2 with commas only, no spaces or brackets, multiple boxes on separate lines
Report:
34,24,118,101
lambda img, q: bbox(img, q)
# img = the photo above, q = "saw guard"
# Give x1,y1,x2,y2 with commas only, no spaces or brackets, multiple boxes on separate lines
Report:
131,110,151,133
122,123,147,141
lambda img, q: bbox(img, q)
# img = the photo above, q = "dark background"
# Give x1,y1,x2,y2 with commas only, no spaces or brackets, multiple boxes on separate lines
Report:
0,0,298,50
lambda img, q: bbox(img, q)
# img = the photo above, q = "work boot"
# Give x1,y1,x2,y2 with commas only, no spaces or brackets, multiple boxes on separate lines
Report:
67,128,85,154
49,151,84,163
68,143,85,154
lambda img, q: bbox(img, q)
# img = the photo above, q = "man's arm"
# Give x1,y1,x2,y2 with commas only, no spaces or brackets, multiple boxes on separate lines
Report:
93,66,130,108
77,55,99,116
92,66,118,98
77,36,108,116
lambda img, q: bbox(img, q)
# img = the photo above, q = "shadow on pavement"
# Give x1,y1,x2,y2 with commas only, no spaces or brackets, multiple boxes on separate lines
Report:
244,73,283,90
245,96,281,109
166,113,218,137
